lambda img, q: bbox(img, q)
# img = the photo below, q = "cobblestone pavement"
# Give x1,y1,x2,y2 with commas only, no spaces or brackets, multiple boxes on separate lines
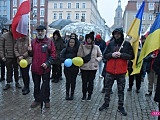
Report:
0,69,159,120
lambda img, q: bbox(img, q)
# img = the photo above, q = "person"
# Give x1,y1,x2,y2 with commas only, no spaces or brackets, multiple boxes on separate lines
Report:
153,50,160,120
99,28,134,116
0,28,8,82
94,34,106,78
51,30,65,83
127,41,142,93
145,50,159,96
0,25,21,90
77,31,102,101
28,25,56,108
60,37,79,100
14,36,32,95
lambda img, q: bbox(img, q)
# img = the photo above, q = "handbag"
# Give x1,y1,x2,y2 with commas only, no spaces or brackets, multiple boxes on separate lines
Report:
82,45,93,63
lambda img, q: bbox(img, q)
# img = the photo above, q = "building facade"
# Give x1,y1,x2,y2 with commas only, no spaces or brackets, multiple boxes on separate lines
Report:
123,0,159,34
47,0,107,38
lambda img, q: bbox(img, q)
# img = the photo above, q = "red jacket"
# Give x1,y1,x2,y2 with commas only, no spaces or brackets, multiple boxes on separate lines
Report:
31,37,56,75
106,58,128,74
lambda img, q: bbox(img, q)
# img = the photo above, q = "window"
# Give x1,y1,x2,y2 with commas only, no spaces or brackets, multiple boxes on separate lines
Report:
13,9,17,17
75,13,79,19
33,0,37,6
40,0,45,6
68,3,71,8
4,10,6,15
148,3,154,10
40,8,44,17
4,1,7,6
67,13,71,19
54,3,57,8
82,3,86,8
136,2,142,10
13,0,17,7
40,19,44,25
60,3,63,9
33,9,37,17
142,14,145,20
53,13,57,19
149,14,153,20
59,13,62,19
141,25,145,32
76,3,80,8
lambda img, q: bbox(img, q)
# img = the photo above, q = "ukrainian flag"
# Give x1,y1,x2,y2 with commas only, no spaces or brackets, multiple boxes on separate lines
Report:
127,1,145,75
138,13,160,64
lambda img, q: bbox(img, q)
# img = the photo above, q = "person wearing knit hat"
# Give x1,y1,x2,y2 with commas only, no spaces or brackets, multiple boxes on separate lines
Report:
94,34,106,79
77,31,102,101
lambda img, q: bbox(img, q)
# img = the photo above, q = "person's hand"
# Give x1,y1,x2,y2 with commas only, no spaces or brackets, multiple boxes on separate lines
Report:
28,46,32,51
112,52,121,58
151,54,157,58
41,63,47,69
116,52,121,58
18,56,24,61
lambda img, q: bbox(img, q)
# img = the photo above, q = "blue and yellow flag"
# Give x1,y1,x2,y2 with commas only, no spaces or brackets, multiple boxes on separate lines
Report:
127,1,145,75
138,13,160,65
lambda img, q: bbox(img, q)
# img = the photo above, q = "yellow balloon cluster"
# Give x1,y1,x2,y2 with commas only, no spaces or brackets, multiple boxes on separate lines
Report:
72,57,84,67
19,59,28,68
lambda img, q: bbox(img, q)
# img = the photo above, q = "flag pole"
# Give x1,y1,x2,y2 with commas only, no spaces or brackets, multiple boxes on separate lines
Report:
28,11,31,46
118,35,129,52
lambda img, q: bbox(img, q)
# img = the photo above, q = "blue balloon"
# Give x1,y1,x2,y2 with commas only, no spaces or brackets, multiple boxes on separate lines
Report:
64,58,72,67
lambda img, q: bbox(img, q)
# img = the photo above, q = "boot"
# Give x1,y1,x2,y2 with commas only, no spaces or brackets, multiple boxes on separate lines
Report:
70,93,74,100
65,93,70,100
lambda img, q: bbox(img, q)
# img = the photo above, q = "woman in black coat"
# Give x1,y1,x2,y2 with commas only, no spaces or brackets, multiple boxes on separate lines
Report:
153,50,160,120
60,37,79,100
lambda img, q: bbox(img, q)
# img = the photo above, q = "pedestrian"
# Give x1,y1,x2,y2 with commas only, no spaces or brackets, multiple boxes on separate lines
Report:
77,31,102,101
28,25,56,108
14,35,32,95
153,50,160,120
51,30,65,83
99,28,134,116
145,50,159,96
94,34,106,78
0,28,8,82
0,25,21,90
60,37,79,100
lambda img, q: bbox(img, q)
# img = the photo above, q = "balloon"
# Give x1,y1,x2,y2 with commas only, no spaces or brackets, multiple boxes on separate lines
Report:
19,59,28,68
72,57,84,67
64,58,72,67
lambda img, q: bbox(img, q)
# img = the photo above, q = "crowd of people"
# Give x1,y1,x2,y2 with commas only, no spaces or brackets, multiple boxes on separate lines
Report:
0,25,160,118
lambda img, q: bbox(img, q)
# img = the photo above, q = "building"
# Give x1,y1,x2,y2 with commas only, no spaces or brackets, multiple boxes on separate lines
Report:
47,0,107,38
123,0,159,34
111,0,123,32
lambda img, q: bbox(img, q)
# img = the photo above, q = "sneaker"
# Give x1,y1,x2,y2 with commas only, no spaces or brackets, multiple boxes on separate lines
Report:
3,84,10,90
127,88,132,91
30,101,40,108
81,95,86,102
117,106,127,116
15,83,22,88
87,94,91,101
69,94,74,100
145,91,152,96
99,103,109,111
45,102,50,108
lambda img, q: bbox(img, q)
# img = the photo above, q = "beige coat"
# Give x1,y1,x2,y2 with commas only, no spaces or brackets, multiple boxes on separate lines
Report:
77,44,102,70
14,36,32,64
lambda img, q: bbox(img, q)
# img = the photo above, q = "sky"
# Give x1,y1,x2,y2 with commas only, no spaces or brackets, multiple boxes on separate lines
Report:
97,0,128,27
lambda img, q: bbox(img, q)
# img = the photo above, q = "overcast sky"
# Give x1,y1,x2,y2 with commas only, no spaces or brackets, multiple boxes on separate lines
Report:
97,0,128,27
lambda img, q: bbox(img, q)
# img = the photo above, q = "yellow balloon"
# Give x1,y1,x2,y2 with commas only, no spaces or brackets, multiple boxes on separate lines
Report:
72,57,84,67
19,59,28,68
